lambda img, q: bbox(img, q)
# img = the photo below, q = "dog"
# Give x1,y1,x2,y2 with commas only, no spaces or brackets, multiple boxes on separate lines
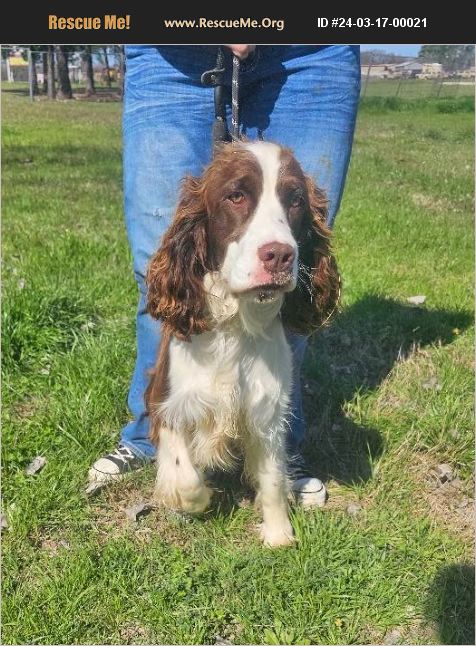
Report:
145,141,339,546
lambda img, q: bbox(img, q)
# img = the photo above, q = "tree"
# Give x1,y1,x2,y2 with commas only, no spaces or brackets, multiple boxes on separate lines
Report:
115,45,125,97
80,46,95,96
47,46,56,99
1,46,14,60
29,50,39,95
28,46,47,95
360,49,408,66
42,50,48,94
55,45,73,99
418,45,475,72
102,46,112,88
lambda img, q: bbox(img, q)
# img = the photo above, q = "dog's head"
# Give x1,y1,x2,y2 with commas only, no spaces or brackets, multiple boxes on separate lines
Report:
147,141,340,340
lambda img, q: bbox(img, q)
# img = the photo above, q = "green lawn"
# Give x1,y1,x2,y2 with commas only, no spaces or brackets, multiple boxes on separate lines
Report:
1,89,474,645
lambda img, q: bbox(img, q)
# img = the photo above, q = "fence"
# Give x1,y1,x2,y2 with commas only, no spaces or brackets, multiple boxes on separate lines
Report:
360,68,475,99
3,58,475,102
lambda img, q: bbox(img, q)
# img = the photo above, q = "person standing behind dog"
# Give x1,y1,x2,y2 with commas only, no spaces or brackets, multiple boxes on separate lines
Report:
88,44,361,506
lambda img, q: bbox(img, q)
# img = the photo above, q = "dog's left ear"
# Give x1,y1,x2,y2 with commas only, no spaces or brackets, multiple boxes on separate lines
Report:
282,175,341,335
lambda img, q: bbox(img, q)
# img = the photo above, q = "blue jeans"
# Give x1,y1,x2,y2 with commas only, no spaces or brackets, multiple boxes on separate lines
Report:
121,45,360,459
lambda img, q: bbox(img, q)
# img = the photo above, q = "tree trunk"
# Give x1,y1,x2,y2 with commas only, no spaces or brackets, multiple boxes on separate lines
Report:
47,46,56,99
81,46,95,96
30,52,39,95
116,45,125,98
102,46,112,88
55,45,73,99
42,50,48,93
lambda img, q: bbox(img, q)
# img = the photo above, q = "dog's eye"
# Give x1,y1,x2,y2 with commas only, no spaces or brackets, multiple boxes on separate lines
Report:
289,190,304,208
227,191,245,205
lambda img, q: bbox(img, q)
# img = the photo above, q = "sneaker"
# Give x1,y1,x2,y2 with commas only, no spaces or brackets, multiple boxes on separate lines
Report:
288,454,327,508
88,445,147,485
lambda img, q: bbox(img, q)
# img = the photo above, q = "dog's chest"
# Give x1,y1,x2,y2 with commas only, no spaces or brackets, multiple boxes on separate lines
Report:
168,320,291,431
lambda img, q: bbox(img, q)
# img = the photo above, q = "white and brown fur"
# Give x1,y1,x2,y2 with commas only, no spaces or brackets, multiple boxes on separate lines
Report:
145,141,339,546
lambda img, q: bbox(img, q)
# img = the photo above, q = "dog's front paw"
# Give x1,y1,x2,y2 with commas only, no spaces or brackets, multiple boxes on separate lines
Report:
180,484,213,515
154,467,213,515
260,521,295,547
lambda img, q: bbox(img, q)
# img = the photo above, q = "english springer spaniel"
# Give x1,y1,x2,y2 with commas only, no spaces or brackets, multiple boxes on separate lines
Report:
146,141,339,547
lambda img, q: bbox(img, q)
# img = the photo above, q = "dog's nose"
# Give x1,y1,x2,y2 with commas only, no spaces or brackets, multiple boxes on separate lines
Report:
258,242,295,273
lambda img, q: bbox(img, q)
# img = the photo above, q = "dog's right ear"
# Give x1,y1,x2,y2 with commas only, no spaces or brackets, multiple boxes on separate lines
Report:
146,176,210,340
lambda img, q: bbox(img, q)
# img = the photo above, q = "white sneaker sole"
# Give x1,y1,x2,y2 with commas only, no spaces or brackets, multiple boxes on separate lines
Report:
289,477,327,508
87,465,124,484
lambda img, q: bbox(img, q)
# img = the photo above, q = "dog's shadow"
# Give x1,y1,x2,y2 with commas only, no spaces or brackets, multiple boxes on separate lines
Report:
205,295,472,512
424,563,475,644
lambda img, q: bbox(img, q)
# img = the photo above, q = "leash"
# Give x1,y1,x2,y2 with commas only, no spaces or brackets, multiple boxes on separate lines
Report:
230,54,240,141
201,47,241,155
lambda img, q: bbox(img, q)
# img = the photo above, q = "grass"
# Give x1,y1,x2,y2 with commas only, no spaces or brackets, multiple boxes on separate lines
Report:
1,90,474,645
362,77,475,99
359,95,474,114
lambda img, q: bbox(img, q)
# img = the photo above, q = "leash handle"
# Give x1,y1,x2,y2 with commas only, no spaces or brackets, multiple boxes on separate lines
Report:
212,47,226,123
201,47,228,155
201,47,241,154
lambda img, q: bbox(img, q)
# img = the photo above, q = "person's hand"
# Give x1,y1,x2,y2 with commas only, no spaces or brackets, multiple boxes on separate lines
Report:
225,45,256,60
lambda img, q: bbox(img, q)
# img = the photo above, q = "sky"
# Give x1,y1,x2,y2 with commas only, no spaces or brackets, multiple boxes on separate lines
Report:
360,44,421,57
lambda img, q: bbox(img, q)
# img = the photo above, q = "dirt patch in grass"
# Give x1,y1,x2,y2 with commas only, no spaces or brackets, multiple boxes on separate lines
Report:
11,395,44,420
321,481,366,513
40,537,71,556
89,468,260,548
89,474,157,539
118,621,153,644
411,192,450,212
408,453,474,545
363,616,439,645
